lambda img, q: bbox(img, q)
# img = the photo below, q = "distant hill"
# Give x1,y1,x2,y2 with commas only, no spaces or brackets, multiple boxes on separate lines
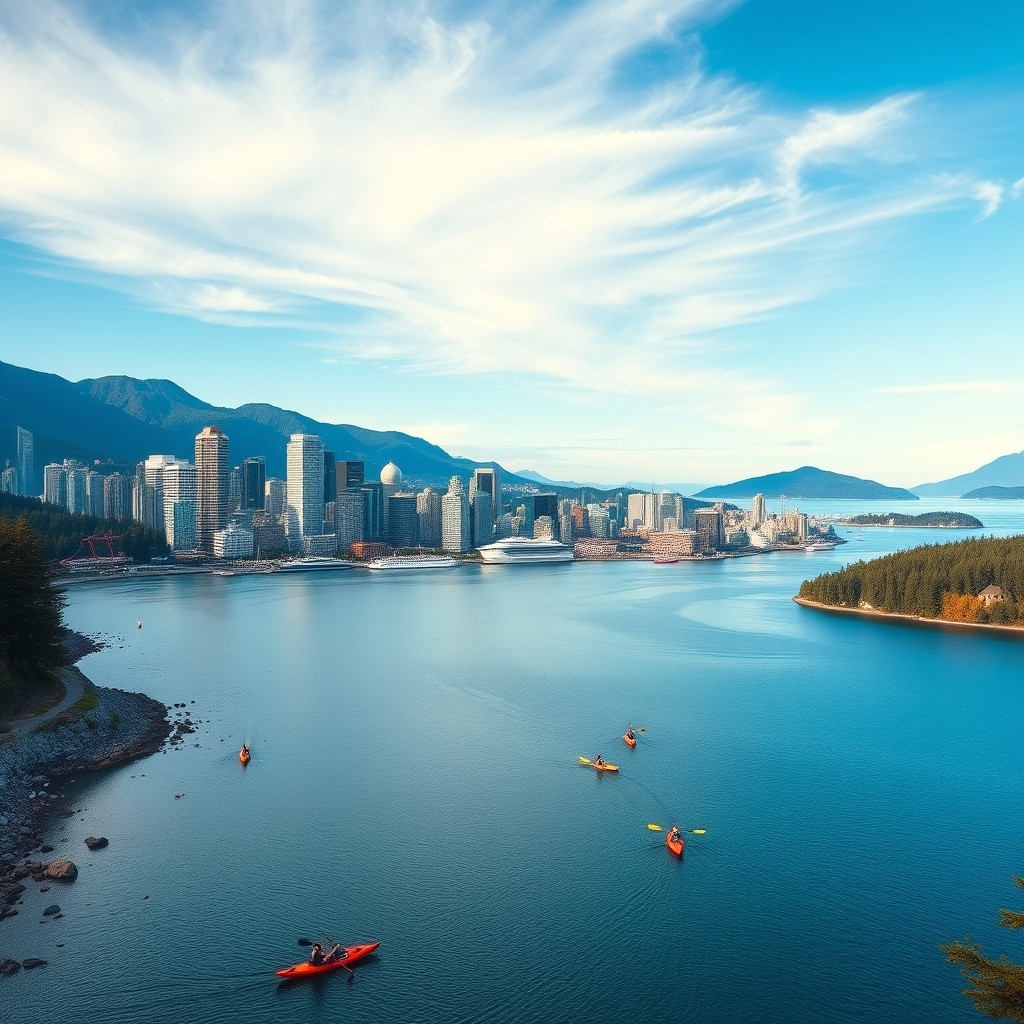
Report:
695,466,917,501
913,451,1024,497
0,360,520,488
961,485,1024,500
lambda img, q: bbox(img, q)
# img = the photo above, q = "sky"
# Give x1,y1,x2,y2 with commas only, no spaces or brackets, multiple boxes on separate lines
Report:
0,0,1021,490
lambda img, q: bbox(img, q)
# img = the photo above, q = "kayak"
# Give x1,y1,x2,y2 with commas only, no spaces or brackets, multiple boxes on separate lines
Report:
276,941,381,979
239,749,250,765
666,832,684,857
624,734,637,748
579,756,618,773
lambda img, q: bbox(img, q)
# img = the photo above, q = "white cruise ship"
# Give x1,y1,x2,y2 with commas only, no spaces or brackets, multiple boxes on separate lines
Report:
476,538,575,564
365,556,460,570
273,558,354,573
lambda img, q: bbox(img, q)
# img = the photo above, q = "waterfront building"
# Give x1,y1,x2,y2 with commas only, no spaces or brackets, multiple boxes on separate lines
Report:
361,482,386,541
441,476,471,552
286,433,325,550
336,460,364,492
533,515,554,540
558,500,575,545
163,463,197,548
416,487,442,548
251,509,287,556
387,492,419,548
470,491,494,547
85,471,105,517
43,463,65,507
627,492,656,531
172,501,197,550
65,464,88,515
265,477,286,520
195,427,230,552
694,507,725,551
752,493,766,530
16,426,33,497
570,506,589,537
1,462,16,494
530,493,559,540
303,533,337,556
241,457,266,511
658,492,683,531
334,489,365,552
469,467,501,530
494,511,516,539
213,522,254,559
648,529,700,558
323,451,336,505
586,504,610,538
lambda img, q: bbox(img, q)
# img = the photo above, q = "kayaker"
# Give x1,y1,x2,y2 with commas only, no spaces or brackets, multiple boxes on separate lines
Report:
310,942,343,966
240,743,250,759
667,825,681,844
625,726,635,741
594,754,606,766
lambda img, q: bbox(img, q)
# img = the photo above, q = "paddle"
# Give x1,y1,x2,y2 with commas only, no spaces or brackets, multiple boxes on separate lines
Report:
646,824,706,834
297,937,355,980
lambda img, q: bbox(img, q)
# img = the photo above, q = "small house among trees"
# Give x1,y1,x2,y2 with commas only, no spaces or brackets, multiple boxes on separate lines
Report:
978,585,1005,606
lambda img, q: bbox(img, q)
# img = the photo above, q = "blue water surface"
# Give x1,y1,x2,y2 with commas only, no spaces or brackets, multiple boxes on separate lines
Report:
5,500,1022,1023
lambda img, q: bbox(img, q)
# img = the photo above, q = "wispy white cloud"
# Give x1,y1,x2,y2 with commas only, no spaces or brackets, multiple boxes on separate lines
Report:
871,381,1016,396
0,0,1008,420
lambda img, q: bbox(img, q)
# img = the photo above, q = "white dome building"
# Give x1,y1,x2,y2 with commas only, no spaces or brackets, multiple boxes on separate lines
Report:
380,462,403,487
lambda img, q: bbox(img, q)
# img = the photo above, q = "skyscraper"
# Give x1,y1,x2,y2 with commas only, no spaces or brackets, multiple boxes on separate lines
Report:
336,461,365,492
285,433,325,549
16,426,33,497
162,461,197,549
195,426,230,553
416,487,442,548
441,476,471,552
241,457,266,511
386,493,419,548
43,463,66,507
323,451,336,505
752,493,766,530
469,467,500,545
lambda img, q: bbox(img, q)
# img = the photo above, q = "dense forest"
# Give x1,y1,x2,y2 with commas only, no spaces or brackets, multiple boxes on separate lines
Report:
841,512,983,528
0,493,169,564
798,536,1024,625
0,517,70,715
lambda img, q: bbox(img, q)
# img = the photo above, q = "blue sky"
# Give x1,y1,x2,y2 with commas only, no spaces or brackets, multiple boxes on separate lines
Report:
0,0,1021,489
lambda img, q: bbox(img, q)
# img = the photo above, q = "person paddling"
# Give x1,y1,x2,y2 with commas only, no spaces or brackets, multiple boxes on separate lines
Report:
667,825,681,844
625,725,636,742
594,754,606,767
240,743,250,759
309,942,342,966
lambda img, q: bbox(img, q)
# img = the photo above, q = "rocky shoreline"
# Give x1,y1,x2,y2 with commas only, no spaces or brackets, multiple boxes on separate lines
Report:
0,638,174,939
792,597,1024,637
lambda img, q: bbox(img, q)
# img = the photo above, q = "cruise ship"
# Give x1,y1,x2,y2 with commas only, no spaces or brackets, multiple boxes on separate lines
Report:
365,556,460,570
476,538,575,564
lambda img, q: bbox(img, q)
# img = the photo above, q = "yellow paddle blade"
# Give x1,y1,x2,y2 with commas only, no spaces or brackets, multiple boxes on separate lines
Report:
647,823,664,831
691,829,706,835
578,756,591,765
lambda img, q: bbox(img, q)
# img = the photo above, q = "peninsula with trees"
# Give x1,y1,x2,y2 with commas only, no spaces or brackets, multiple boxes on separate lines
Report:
795,536,1024,629
839,511,983,529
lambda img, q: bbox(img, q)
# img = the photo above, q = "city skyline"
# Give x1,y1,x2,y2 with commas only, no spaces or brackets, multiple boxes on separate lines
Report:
0,1,1021,489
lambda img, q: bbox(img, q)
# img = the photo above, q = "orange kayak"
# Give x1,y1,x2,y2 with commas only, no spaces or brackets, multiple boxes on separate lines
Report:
624,734,636,748
579,756,618,772
276,941,381,979
666,832,684,856
239,749,250,765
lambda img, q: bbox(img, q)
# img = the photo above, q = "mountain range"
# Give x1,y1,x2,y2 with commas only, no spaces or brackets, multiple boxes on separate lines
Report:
1,360,1020,500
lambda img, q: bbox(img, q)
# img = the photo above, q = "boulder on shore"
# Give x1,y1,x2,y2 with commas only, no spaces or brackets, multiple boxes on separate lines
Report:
84,836,108,851
43,860,78,881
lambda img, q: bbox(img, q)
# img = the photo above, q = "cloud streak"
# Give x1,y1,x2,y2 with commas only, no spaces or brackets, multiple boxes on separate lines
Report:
0,0,1010,417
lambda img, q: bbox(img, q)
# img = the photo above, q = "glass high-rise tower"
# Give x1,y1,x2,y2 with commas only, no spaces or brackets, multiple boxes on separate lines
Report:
195,426,230,553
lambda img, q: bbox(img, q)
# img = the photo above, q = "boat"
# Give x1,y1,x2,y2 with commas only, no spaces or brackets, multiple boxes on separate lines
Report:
579,756,618,773
275,941,381,980
624,733,637,748
666,831,684,857
803,541,837,552
273,558,354,573
239,747,250,765
477,538,574,564
652,556,679,564
365,556,459,570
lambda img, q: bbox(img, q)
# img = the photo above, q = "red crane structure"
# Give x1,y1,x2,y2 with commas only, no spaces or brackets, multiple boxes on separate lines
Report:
60,530,131,570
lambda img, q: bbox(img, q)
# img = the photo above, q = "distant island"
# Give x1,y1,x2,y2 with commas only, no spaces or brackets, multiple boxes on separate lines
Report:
696,466,917,501
840,512,983,529
913,450,1023,498
795,536,1023,629
961,486,1024,500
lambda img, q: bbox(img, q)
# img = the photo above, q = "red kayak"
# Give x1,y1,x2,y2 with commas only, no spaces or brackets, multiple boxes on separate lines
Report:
666,832,684,857
276,941,380,979
624,733,637,748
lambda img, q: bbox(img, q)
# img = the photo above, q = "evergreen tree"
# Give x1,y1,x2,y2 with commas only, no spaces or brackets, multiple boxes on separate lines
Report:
943,876,1024,1021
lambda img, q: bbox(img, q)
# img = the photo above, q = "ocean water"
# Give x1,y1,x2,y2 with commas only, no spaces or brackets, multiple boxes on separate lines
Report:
4,500,1022,1023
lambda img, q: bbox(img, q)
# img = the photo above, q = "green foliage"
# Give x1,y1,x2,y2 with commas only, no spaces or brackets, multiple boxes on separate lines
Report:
0,492,169,563
943,876,1024,1021
844,512,984,528
799,536,1024,623
0,517,69,678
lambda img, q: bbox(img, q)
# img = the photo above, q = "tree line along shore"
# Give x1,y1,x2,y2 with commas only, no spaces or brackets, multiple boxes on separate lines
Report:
797,535,1024,627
